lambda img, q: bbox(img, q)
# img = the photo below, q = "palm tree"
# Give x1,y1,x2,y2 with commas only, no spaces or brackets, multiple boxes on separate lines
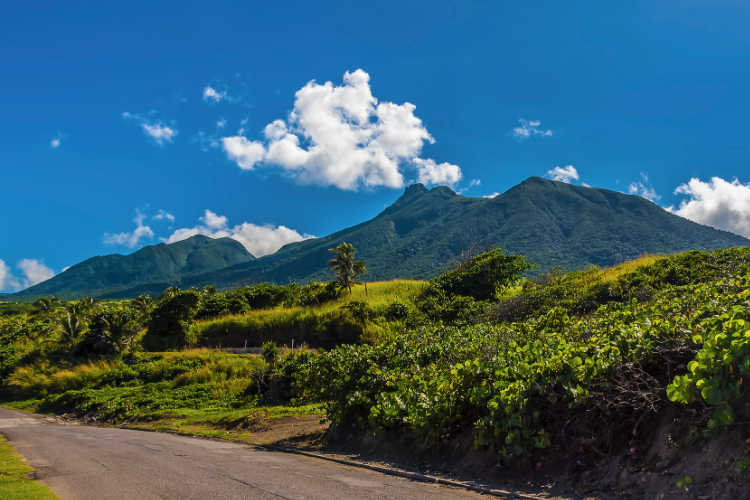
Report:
59,302,87,344
327,242,366,294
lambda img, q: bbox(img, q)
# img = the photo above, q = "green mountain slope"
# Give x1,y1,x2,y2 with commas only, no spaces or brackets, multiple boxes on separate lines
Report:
178,177,748,290
15,177,749,299
13,235,254,299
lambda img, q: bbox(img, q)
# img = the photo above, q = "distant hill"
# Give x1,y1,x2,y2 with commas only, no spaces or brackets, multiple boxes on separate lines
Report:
14,177,749,299
13,235,254,299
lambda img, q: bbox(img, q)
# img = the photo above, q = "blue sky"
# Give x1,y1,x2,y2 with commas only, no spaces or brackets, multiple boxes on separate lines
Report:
2,1,750,291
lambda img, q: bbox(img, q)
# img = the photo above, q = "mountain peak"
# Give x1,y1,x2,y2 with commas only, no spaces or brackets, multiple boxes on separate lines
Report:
429,185,457,197
402,183,428,197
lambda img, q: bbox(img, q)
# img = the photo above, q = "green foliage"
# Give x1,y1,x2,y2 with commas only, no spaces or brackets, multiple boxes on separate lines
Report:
383,301,409,321
328,242,367,294
428,249,532,301
266,247,750,462
143,290,200,351
190,307,365,349
2,246,750,469
296,281,342,306
8,351,265,421
261,341,280,364
667,293,750,430
0,435,57,500
79,306,140,356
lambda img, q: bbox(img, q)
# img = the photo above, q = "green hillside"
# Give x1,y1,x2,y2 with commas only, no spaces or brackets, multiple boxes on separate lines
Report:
179,177,748,289
13,235,253,299
13,178,749,299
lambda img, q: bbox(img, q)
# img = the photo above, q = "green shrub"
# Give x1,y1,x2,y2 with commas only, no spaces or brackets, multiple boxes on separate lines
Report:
143,290,200,351
428,249,532,301
667,292,750,430
296,281,342,306
262,341,280,364
383,302,409,321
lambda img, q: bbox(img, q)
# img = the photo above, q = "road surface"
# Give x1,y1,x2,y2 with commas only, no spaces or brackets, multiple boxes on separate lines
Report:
0,408,486,499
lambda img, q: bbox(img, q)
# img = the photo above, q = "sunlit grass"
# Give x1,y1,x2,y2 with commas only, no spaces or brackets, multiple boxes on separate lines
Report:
189,280,426,348
0,435,57,500
598,254,664,283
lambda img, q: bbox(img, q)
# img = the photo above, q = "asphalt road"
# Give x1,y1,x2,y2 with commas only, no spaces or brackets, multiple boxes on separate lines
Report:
0,408,485,500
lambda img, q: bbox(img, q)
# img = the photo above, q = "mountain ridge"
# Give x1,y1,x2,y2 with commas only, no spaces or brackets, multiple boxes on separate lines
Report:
10,178,749,299
13,234,254,299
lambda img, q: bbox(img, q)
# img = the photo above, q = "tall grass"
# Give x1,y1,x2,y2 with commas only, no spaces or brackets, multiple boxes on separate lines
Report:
189,280,426,348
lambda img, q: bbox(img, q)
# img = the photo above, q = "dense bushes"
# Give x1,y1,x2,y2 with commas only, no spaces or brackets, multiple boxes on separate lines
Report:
414,249,531,325
261,248,750,463
283,276,748,460
427,248,532,301
143,290,200,351
190,307,365,349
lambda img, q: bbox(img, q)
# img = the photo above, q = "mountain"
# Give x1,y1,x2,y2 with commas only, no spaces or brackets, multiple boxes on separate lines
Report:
14,178,749,299
176,177,748,289
13,235,254,299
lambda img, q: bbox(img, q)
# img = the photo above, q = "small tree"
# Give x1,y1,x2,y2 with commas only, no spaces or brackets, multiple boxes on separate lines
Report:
59,302,88,345
328,242,366,294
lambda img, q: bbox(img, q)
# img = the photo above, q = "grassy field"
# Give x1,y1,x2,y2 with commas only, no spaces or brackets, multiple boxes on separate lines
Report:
189,280,426,348
4,349,326,445
0,435,57,500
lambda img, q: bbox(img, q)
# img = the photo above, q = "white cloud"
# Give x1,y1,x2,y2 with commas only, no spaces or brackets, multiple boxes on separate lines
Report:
222,136,266,170
669,176,750,238
512,119,553,140
546,165,579,183
50,137,61,149
122,112,177,145
221,69,460,190
483,192,500,199
414,158,462,187
203,86,227,103
468,179,481,188
0,259,20,292
165,209,314,257
628,173,661,202
153,209,175,222
142,123,177,145
17,259,54,288
216,118,227,129
103,210,155,248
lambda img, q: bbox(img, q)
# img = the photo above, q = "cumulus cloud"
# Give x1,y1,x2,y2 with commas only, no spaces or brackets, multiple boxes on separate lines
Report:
122,112,177,145
546,165,579,183
414,158,462,187
216,118,227,129
512,119,553,140
220,69,461,190
103,210,155,248
222,136,265,170
17,259,54,288
669,177,750,238
50,137,61,149
483,192,500,199
203,86,227,103
628,173,661,202
165,209,314,257
0,259,20,292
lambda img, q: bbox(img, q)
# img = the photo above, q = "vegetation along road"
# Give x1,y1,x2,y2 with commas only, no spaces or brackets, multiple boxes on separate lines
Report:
0,408,487,500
